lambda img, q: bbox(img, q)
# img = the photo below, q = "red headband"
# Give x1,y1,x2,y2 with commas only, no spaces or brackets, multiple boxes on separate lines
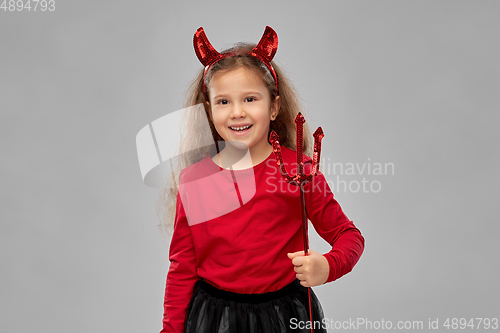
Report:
193,26,279,99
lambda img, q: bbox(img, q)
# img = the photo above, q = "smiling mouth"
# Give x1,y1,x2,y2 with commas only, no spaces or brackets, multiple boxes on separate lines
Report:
229,125,253,132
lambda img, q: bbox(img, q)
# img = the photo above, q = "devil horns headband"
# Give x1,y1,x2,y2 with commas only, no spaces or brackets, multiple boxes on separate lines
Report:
193,26,279,98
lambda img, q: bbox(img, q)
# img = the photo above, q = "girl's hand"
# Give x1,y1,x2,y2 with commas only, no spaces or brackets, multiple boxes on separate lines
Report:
287,249,329,287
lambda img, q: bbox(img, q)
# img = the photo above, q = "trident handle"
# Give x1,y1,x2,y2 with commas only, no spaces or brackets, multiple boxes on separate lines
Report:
269,112,324,333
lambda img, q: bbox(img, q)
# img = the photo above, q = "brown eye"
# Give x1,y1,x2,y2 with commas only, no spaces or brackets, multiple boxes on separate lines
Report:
245,97,256,102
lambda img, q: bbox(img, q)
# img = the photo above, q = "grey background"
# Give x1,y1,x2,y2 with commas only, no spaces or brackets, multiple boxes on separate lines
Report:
1,1,499,332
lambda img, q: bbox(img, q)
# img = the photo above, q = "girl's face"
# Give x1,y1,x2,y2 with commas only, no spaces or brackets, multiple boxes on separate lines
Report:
207,67,279,156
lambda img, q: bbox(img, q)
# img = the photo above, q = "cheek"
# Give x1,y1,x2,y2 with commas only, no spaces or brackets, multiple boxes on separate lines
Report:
210,113,229,138
211,112,225,127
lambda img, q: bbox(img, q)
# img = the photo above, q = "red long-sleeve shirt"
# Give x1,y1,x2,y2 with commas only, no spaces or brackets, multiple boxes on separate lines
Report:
160,146,365,333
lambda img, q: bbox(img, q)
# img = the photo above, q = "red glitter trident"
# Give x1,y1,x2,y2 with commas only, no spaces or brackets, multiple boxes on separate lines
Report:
269,112,324,332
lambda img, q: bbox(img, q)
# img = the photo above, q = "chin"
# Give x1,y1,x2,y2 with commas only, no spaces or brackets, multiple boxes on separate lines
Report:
224,140,250,150
229,141,248,150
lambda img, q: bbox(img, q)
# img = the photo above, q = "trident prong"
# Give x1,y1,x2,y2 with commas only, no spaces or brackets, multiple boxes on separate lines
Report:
269,113,324,187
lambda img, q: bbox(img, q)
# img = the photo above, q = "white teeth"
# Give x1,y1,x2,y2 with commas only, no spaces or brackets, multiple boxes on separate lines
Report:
230,125,251,131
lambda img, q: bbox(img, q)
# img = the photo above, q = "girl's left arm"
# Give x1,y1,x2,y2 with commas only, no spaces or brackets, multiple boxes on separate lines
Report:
304,171,365,284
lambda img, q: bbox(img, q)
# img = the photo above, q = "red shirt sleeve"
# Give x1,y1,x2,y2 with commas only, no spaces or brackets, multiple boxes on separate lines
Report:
304,170,365,283
160,189,199,333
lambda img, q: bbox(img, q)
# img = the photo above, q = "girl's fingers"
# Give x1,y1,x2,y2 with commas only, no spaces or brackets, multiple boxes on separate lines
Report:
287,251,305,260
299,279,310,287
293,265,303,273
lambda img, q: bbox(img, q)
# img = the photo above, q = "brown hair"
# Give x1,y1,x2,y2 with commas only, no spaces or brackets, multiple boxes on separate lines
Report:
157,43,313,235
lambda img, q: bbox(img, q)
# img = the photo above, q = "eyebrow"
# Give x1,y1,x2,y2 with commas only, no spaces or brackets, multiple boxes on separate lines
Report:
212,92,263,100
246,91,263,97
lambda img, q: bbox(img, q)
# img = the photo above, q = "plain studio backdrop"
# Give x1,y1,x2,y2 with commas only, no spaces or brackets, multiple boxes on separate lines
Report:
1,1,498,332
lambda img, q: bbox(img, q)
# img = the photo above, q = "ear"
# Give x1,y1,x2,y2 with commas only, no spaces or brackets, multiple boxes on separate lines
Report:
270,95,280,120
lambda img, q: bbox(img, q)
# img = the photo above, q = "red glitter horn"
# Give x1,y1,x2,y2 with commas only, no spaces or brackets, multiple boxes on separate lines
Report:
269,113,324,333
193,26,279,97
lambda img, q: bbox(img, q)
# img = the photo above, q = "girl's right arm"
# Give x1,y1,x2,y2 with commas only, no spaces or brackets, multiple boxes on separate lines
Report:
160,188,199,333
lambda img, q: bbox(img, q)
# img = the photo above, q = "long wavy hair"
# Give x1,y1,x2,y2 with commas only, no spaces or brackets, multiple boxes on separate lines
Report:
157,43,313,236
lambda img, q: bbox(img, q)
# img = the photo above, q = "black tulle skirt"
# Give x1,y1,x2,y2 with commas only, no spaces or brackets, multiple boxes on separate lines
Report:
184,278,327,333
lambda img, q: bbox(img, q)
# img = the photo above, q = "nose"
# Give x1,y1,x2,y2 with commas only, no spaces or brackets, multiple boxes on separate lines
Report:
230,102,246,118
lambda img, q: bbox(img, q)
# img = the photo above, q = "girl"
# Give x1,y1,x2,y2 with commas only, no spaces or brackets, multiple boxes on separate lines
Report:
158,26,364,333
